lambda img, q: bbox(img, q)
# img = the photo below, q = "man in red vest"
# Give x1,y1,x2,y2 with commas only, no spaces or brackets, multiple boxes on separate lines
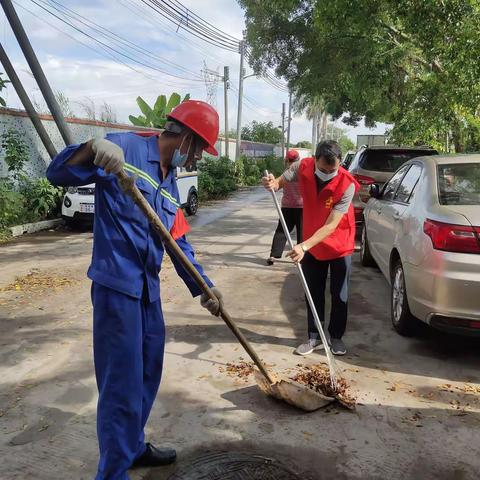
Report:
262,141,359,356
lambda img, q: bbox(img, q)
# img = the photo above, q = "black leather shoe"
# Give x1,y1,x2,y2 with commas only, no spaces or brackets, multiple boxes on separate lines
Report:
131,443,177,468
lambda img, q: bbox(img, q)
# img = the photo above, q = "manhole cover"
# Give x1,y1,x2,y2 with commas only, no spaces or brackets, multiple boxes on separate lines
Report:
168,451,302,480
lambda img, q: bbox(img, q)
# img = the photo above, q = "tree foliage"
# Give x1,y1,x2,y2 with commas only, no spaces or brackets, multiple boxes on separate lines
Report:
241,120,283,144
0,72,9,107
295,140,312,149
129,93,190,128
239,0,480,152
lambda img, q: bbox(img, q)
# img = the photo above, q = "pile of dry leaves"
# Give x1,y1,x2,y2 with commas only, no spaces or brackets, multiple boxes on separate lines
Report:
1,270,76,294
219,361,255,381
292,364,356,410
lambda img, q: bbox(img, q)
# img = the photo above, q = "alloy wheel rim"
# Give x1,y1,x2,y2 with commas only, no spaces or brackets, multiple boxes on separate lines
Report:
190,195,198,212
392,267,404,323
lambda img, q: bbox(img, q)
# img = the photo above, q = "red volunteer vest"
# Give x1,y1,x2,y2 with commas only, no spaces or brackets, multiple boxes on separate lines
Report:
299,157,359,261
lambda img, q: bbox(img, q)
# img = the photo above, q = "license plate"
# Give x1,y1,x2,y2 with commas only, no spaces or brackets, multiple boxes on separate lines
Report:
80,203,94,214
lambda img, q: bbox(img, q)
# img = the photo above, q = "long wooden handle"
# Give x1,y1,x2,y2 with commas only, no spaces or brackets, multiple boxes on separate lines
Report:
116,170,275,384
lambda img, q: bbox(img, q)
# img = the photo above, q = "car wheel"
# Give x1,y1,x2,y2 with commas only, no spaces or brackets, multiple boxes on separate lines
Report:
391,259,417,336
360,224,376,267
63,217,76,229
185,190,198,216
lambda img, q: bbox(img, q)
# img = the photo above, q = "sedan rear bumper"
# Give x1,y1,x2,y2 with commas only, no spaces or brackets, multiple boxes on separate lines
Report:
428,314,480,336
405,250,480,333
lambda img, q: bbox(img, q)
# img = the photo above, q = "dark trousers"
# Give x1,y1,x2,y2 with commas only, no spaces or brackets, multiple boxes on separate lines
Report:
302,253,352,340
270,207,303,258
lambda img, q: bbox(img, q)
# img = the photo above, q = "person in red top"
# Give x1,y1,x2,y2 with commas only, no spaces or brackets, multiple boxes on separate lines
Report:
266,149,303,265
262,140,359,356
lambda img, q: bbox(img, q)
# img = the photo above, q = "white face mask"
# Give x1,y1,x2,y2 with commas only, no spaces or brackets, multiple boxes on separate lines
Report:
315,168,338,182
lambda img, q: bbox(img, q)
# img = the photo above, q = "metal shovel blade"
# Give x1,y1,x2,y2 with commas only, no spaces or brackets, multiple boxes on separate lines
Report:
254,370,334,412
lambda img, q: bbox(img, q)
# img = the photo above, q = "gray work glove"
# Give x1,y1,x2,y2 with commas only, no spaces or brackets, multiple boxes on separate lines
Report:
200,287,223,316
91,138,125,174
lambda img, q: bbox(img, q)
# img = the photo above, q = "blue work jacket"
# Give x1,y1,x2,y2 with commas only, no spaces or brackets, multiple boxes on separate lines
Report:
47,132,213,302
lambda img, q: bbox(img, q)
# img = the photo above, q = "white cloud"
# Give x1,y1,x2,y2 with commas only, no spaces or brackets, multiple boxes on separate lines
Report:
2,0,387,145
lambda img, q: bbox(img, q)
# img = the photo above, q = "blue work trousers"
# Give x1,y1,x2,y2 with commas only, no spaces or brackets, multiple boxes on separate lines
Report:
92,282,165,480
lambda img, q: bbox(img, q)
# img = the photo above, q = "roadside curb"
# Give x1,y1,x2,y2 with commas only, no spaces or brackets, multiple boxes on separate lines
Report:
9,218,64,237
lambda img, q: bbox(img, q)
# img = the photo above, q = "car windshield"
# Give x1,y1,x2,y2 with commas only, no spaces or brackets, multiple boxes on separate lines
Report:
438,163,480,206
360,149,437,172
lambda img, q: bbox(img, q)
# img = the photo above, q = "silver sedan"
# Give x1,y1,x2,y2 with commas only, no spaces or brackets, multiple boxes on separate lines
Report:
360,154,480,336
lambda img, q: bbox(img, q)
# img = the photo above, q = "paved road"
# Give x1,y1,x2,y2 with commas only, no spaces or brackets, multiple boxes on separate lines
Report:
1,187,479,480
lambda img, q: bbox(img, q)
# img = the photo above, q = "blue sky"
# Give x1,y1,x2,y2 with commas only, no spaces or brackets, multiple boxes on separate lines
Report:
1,0,387,144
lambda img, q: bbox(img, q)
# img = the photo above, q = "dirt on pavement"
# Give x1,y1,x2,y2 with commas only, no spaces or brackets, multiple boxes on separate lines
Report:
1,187,480,480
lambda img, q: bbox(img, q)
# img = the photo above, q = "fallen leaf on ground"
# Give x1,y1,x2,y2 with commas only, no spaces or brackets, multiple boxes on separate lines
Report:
291,363,356,410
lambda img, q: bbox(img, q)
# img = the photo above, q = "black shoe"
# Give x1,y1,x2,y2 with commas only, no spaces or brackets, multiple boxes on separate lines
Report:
131,443,176,468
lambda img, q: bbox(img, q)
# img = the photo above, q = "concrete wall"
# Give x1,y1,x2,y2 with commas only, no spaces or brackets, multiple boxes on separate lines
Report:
0,107,301,179
0,108,158,179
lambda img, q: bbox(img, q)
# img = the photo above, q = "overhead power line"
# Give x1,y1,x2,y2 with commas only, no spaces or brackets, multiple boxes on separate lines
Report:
117,0,226,65
45,0,204,80
140,0,240,53
26,0,205,83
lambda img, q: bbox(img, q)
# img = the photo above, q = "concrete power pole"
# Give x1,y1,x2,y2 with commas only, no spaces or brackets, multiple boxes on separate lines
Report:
286,91,292,152
0,42,57,159
223,66,229,158
1,0,73,146
281,102,286,159
235,40,245,161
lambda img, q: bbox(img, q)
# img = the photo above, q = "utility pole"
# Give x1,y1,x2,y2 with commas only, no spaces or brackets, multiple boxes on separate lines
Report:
235,40,245,161
223,66,229,158
311,113,317,155
286,91,292,152
281,102,286,159
1,0,73,146
0,42,57,159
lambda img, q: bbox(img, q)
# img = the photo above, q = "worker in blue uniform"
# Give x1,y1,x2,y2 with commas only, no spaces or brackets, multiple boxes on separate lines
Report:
46,100,223,480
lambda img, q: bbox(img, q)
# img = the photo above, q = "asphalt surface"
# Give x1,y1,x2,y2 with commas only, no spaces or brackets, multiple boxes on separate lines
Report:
1,187,479,480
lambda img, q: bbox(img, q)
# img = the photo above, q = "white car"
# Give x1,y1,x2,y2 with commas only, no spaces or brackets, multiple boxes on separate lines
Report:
62,167,199,225
360,154,480,336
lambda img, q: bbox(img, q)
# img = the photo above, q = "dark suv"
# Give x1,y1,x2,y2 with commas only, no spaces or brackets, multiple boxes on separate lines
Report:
348,145,438,224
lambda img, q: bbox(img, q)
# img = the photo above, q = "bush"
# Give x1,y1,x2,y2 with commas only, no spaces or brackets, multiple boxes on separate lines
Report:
256,154,286,178
197,154,286,201
0,180,26,229
198,156,237,201
1,128,29,180
0,177,63,232
236,155,261,186
19,177,64,219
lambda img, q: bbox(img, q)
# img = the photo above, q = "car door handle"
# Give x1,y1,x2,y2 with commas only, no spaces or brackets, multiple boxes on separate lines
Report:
376,207,382,214
393,212,400,221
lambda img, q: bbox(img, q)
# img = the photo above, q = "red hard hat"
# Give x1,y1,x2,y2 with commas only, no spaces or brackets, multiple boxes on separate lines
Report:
286,149,299,161
168,100,219,156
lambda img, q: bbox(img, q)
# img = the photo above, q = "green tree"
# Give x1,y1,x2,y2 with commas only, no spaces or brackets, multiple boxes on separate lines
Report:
239,0,480,152
339,136,355,154
0,72,9,107
1,128,29,181
129,93,190,128
295,140,312,149
241,120,282,144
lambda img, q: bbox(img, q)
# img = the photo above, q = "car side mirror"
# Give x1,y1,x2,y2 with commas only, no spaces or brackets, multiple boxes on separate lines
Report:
369,183,381,199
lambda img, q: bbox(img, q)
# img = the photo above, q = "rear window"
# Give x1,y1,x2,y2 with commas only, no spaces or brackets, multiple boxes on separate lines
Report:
438,163,480,205
360,149,437,172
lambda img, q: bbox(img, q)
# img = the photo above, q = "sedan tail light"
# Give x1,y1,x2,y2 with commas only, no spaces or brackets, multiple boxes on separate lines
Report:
353,174,376,186
423,219,480,254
